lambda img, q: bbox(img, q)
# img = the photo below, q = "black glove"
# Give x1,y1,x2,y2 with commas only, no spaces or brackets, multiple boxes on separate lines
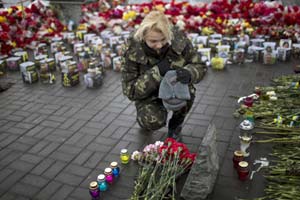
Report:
157,58,171,76
176,68,191,84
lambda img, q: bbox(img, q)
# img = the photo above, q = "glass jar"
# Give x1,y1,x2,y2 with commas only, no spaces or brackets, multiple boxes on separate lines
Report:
232,150,243,168
89,181,100,199
104,168,114,184
239,120,254,138
237,161,249,181
120,149,130,164
243,97,253,107
244,110,254,123
110,161,120,177
97,174,108,191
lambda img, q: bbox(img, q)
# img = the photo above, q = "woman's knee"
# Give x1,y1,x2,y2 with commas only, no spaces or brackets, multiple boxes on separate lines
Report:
136,104,167,131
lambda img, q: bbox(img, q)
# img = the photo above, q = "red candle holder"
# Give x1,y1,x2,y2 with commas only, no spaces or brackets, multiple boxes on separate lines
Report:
243,97,254,107
232,150,244,168
237,161,249,181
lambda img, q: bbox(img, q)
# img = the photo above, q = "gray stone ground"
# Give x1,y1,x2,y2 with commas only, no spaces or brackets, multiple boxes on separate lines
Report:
0,52,296,199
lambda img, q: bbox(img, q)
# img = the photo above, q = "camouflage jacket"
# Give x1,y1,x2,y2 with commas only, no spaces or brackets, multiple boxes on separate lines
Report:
121,28,206,102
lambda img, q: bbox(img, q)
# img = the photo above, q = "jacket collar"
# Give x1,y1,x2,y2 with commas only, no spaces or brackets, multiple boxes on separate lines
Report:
126,27,187,65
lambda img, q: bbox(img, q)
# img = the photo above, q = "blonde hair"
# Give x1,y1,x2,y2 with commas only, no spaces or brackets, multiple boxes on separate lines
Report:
134,11,173,43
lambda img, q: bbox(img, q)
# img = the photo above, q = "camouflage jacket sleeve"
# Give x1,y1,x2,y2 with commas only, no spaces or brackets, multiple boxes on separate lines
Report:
181,40,207,84
121,51,162,101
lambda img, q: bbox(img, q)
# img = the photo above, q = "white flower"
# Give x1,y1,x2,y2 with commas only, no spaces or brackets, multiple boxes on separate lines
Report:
154,141,164,148
131,150,142,161
270,96,278,101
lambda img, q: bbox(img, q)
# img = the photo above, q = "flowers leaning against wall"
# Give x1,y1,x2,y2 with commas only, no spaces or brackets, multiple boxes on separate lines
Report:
130,138,196,200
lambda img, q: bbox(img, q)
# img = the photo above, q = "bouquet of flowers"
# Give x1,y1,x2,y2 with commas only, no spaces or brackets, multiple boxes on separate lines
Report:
130,138,196,200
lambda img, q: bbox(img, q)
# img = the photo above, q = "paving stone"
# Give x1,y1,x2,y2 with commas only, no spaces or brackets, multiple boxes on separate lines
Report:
21,174,49,188
0,170,26,191
111,126,130,139
85,121,107,130
86,142,111,153
64,164,92,177
49,151,76,162
62,107,81,118
28,140,50,154
72,150,93,166
69,187,90,200
31,158,56,176
35,127,55,139
57,144,82,155
110,140,130,154
40,120,61,128
6,127,27,135
74,134,95,148
83,152,105,168
53,105,72,116
6,114,25,122
68,119,87,132
20,153,43,164
54,172,84,186
0,168,14,183
34,181,63,200
0,121,16,132
64,132,84,145
100,124,119,137
0,135,19,148
9,159,35,172
47,115,67,123
59,118,77,129
25,125,45,137
90,110,109,122
38,142,60,156
78,126,103,136
216,107,236,118
48,184,74,200
42,161,68,179
100,112,118,124
8,142,32,152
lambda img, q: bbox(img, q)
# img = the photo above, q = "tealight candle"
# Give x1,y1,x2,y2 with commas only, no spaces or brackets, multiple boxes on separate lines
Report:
237,161,249,181
232,150,244,168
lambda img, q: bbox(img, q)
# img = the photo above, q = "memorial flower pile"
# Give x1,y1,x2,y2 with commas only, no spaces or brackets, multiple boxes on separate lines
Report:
234,74,300,200
80,0,300,41
130,138,196,199
0,0,65,54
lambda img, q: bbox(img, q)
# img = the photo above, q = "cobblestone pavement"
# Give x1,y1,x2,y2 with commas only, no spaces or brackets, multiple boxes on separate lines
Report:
0,59,296,200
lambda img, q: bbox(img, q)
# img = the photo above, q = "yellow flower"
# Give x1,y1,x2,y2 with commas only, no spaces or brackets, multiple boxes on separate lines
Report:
16,5,23,11
122,11,137,21
11,41,17,48
7,8,13,15
0,16,6,23
47,28,53,33
211,57,224,70
216,17,222,24
201,27,214,35
77,23,87,30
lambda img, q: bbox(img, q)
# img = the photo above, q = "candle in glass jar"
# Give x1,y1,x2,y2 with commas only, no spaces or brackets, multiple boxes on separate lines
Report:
120,149,130,164
232,150,244,168
243,97,254,107
110,161,120,177
97,174,108,191
89,181,100,199
104,167,114,184
237,161,249,181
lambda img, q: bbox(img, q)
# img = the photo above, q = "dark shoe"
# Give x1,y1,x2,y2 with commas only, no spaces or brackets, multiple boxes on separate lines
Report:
167,125,182,141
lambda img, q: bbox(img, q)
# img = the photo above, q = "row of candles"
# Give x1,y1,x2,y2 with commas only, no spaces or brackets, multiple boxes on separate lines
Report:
233,91,258,181
89,149,130,199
